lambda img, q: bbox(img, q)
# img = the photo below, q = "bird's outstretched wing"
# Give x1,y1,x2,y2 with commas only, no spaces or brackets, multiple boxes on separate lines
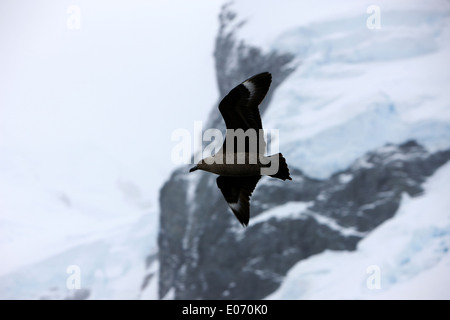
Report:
218,72,271,131
216,175,261,227
218,72,271,154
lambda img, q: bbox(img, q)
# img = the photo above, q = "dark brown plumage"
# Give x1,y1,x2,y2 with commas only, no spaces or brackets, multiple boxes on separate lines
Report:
189,72,292,227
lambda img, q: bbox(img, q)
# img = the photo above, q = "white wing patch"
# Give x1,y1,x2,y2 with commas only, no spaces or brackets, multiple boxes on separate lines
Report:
228,201,241,212
243,80,256,99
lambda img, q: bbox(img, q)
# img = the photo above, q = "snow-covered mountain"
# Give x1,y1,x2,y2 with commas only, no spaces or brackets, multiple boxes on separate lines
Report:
158,0,450,300
1,0,450,299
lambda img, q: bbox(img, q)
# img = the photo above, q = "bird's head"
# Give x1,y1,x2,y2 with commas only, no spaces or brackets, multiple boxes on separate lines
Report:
189,157,214,173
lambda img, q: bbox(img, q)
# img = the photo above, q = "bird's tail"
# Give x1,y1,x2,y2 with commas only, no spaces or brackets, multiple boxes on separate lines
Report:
266,153,292,181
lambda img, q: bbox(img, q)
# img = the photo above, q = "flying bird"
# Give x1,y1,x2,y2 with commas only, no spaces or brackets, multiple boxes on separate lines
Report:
189,72,292,227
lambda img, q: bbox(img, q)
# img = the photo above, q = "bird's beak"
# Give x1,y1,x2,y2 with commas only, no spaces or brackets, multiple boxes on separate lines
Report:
189,166,198,173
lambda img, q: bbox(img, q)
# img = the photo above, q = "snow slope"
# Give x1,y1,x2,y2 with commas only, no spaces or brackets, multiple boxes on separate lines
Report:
0,210,159,299
266,162,450,299
0,0,221,299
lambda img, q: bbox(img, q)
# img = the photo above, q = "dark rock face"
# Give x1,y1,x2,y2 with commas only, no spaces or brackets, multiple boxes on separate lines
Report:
205,2,297,132
156,5,450,300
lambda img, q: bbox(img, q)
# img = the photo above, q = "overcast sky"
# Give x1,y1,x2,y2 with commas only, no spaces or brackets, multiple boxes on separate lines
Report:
0,0,222,203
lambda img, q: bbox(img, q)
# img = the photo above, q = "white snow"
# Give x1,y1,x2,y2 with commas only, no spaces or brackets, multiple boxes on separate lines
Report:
248,201,364,238
250,201,312,225
266,162,450,300
0,210,159,299
338,173,353,184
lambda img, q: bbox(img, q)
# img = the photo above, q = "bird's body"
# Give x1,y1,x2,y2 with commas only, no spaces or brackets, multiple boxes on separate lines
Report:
197,153,267,176
189,72,292,226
